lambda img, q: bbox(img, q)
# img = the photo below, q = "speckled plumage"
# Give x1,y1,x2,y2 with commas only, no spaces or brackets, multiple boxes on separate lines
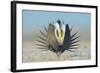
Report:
36,20,80,57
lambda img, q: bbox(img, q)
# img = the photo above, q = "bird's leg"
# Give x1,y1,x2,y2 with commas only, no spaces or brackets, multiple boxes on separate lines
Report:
56,52,61,60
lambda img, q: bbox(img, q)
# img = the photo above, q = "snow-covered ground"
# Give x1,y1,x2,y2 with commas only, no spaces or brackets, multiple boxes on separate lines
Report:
22,47,91,63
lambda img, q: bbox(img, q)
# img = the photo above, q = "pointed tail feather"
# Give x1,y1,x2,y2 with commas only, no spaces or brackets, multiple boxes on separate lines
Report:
70,44,79,47
69,47,79,49
39,30,47,37
36,47,47,49
71,36,80,41
35,43,47,47
71,32,78,39
37,36,47,42
36,39,47,45
70,40,80,45
44,26,47,32
67,49,75,52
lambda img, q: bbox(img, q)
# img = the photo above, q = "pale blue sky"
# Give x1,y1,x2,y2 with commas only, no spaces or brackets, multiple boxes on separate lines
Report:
22,10,91,33
22,10,91,50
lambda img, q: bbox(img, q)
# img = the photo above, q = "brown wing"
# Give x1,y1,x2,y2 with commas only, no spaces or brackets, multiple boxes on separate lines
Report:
47,23,58,51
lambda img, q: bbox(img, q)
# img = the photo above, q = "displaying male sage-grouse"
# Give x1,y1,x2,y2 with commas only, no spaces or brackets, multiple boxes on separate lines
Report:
35,19,80,57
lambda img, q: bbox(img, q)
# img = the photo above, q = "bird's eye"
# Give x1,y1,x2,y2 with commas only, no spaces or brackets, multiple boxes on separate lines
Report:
61,29,63,37
56,30,59,37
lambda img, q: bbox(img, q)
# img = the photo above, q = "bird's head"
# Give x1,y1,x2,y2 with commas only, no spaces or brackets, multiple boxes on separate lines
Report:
54,20,65,45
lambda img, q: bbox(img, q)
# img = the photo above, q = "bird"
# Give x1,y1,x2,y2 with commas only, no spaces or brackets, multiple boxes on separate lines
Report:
35,19,80,57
